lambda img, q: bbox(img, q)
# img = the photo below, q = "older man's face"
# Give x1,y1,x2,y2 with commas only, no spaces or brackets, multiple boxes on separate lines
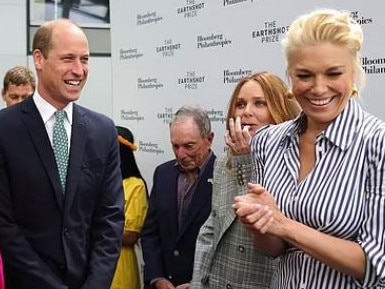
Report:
170,118,213,173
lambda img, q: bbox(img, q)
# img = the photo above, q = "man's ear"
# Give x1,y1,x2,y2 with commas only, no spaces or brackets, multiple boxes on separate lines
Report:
33,49,44,70
207,131,215,144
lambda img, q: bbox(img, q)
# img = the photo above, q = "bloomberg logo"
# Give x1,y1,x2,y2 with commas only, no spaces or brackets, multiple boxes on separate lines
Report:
223,69,252,84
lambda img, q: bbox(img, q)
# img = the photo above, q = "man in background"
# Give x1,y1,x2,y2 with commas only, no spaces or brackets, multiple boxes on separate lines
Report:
141,106,216,289
2,66,35,107
0,18,124,289
0,65,35,288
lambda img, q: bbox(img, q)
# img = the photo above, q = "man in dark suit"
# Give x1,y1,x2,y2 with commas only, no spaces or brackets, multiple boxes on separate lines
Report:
141,106,216,289
0,19,124,289
0,65,36,289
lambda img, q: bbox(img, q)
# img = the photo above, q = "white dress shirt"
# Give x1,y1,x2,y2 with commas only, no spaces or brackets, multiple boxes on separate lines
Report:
33,93,73,150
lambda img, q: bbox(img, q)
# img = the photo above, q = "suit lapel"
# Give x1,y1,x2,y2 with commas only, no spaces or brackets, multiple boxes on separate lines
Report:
63,104,87,210
20,98,64,209
218,164,248,242
219,197,238,240
178,154,215,237
166,165,180,237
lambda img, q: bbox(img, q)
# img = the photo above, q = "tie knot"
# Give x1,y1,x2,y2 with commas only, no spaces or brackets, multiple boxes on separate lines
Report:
55,110,66,122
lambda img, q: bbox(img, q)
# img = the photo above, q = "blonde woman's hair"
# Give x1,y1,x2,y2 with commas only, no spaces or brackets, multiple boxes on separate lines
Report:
282,8,365,90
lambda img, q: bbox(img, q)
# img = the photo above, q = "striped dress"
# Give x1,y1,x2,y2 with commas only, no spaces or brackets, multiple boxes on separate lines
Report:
251,99,385,288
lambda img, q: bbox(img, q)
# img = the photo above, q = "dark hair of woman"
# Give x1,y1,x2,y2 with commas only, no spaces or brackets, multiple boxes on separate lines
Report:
116,126,148,193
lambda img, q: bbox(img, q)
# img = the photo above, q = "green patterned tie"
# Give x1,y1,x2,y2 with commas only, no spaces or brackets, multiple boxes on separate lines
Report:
53,110,68,191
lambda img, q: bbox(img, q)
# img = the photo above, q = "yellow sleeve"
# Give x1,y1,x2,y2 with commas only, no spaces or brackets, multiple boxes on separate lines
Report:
122,177,149,233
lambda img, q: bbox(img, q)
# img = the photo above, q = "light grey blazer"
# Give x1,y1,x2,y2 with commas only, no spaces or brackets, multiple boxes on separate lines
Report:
191,153,278,289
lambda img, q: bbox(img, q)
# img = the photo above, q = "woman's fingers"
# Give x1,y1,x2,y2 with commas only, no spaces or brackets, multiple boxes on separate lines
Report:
233,202,273,233
225,117,251,155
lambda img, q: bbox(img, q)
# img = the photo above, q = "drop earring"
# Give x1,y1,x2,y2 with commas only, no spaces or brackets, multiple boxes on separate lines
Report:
286,88,294,99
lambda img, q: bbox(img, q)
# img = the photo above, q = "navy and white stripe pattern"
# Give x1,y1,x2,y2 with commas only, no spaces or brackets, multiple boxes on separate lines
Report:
251,99,385,288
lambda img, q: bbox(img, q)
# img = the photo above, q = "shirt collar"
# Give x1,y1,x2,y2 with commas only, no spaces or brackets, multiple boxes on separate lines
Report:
174,150,213,176
283,98,364,150
33,92,73,125
322,98,364,150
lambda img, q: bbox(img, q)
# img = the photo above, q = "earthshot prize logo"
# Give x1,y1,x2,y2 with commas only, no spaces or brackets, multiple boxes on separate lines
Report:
136,11,163,25
156,39,181,57
177,0,205,18
252,20,289,44
157,107,174,125
138,107,175,155
178,71,206,90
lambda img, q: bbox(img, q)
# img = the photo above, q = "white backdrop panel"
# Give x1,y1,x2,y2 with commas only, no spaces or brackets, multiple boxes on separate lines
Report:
110,0,384,188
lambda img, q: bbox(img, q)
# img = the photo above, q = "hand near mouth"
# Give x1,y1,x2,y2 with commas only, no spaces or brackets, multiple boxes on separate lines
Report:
225,117,252,155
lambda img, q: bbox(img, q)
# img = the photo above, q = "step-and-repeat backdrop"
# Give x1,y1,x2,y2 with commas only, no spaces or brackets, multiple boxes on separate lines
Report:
110,0,383,188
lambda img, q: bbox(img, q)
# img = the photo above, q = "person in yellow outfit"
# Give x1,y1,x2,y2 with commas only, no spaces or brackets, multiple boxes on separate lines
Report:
111,126,149,289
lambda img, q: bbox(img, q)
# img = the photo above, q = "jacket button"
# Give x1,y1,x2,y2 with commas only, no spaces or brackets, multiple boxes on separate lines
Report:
173,250,180,256
63,227,70,237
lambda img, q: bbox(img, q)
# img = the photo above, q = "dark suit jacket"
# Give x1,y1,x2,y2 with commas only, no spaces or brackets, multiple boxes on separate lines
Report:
0,97,124,289
141,154,216,287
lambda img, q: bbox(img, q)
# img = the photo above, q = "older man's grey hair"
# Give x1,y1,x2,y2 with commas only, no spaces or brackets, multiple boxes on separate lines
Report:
170,106,212,138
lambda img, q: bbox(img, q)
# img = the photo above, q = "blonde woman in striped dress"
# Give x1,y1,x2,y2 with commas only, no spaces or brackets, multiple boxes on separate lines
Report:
234,8,385,289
